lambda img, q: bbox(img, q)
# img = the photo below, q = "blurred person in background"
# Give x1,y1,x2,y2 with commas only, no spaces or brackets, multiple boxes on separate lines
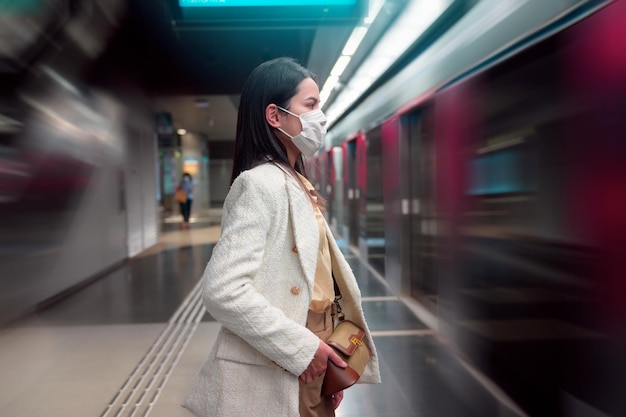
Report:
176,172,194,229
182,57,380,417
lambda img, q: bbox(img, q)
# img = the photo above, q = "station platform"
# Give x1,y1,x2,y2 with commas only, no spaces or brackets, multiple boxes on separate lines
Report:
0,215,482,417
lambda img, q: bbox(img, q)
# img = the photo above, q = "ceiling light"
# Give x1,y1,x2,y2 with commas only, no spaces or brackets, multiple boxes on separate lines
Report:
324,0,454,125
330,56,351,77
364,0,385,24
321,76,339,105
322,75,340,93
342,26,368,56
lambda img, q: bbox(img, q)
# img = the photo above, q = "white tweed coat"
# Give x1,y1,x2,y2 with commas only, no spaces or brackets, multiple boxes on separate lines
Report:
183,163,380,417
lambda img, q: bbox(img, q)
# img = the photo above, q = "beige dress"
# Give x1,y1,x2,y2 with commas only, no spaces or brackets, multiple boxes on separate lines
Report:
298,174,336,417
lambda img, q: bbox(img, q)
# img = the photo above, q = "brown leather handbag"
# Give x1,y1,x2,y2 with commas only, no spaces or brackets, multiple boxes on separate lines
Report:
174,188,187,203
321,320,371,396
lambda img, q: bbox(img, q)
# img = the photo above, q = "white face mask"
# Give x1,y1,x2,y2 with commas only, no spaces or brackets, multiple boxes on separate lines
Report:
276,106,327,158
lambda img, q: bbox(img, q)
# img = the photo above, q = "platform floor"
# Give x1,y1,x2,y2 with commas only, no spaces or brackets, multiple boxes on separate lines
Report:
0,216,483,417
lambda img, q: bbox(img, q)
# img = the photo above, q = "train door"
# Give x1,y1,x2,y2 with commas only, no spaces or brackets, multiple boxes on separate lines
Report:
364,126,385,276
325,149,335,228
317,152,327,203
356,134,367,257
404,108,438,310
330,147,344,235
382,109,437,302
381,117,402,293
342,138,359,247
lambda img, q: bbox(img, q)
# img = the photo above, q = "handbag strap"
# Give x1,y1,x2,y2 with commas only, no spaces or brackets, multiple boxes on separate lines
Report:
332,272,345,321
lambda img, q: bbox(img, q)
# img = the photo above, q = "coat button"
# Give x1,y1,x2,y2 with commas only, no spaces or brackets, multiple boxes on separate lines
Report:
291,245,298,254
290,286,300,296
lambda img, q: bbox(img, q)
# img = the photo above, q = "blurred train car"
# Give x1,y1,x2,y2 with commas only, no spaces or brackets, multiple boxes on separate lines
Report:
310,0,626,416
0,0,160,325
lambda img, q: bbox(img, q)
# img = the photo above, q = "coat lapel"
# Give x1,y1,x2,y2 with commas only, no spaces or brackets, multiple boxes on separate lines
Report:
284,177,319,293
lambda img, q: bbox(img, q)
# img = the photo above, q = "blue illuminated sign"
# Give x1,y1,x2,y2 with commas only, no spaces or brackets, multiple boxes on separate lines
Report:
178,0,363,23
180,0,356,6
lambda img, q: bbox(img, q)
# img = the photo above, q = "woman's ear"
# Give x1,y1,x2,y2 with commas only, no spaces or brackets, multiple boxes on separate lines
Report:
265,104,281,128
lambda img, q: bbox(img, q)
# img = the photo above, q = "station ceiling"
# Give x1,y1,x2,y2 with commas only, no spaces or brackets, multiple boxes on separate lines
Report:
93,0,360,140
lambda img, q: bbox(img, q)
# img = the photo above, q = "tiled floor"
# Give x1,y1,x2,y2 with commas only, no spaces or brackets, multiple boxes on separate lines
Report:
0,215,486,417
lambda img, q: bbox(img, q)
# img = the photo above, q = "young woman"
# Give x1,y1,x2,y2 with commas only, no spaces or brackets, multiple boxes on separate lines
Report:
177,172,195,228
183,57,380,417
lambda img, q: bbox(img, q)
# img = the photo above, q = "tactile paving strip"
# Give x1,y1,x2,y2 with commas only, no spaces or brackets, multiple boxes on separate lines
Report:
100,279,205,417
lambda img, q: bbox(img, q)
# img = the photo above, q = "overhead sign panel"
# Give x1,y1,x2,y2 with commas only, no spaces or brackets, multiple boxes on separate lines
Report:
180,0,356,6
176,0,364,24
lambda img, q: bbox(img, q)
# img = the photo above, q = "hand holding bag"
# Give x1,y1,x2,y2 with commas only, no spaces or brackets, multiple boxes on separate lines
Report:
321,320,371,396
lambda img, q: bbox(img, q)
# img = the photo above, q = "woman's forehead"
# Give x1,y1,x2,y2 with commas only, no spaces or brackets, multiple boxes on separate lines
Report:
294,77,320,100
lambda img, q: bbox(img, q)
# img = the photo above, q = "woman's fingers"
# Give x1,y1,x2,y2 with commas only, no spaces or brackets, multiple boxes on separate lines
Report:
299,340,347,384
300,340,332,383
327,346,347,369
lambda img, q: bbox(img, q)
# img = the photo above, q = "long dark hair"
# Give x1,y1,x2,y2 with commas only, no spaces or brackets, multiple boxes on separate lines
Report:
230,57,315,184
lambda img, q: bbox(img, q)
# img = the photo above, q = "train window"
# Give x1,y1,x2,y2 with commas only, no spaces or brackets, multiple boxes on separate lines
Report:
467,128,535,197
461,40,567,239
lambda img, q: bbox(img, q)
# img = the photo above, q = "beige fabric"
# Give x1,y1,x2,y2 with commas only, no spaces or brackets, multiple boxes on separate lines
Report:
297,173,334,313
300,307,335,417
182,163,381,417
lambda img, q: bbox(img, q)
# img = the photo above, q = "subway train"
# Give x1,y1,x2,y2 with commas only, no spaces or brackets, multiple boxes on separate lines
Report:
306,0,626,416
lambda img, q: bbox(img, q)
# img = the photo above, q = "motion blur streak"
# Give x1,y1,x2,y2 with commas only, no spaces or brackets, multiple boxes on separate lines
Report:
307,1,626,416
0,0,160,325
